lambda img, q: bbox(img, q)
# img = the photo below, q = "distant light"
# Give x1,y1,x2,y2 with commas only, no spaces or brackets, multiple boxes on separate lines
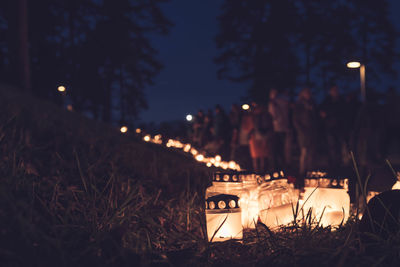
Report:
195,154,204,162
120,126,128,133
215,155,221,162
66,104,73,111
143,135,151,142
242,104,250,110
58,85,66,92
135,128,142,134
347,61,361,68
186,114,193,121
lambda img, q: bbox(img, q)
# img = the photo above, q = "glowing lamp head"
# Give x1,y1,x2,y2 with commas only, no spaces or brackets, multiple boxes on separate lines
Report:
347,61,361,68
143,135,151,142
135,128,142,134
186,114,193,121
57,85,66,92
120,126,128,133
242,104,250,110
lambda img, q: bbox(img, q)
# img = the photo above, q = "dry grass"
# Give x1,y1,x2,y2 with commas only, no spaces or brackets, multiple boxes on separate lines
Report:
0,85,399,266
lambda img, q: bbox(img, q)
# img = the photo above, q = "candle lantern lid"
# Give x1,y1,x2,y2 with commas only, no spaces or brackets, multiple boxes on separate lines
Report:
206,194,240,210
261,170,286,183
305,171,349,190
213,172,242,182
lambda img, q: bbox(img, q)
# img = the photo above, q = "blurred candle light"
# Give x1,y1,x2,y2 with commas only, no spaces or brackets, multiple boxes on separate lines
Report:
120,126,128,133
196,154,204,162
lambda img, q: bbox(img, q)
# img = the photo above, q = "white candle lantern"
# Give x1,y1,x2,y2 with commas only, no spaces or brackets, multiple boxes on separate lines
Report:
258,171,299,229
206,194,242,242
206,172,251,228
302,172,350,227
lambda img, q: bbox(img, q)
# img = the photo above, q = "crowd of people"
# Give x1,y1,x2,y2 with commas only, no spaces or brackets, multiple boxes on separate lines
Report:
188,86,400,176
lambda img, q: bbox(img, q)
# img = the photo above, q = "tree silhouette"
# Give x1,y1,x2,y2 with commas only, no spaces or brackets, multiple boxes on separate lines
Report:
215,0,398,100
0,0,171,124
215,0,299,101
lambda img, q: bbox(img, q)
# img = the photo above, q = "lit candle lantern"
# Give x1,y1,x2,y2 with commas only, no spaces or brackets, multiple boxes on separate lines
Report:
206,172,251,228
206,194,242,242
391,172,400,190
240,173,259,229
258,172,299,229
302,173,350,227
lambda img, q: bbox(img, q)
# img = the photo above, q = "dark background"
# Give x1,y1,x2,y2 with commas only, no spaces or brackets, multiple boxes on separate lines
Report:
142,0,400,124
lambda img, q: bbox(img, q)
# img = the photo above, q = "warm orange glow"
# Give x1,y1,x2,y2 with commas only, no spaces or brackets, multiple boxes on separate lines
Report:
195,154,204,162
206,210,243,242
57,85,66,92
242,104,250,110
302,187,350,227
135,128,141,134
190,148,198,155
206,162,212,167
215,155,221,162
183,144,191,152
120,126,128,133
66,104,73,111
347,61,361,68
143,135,151,142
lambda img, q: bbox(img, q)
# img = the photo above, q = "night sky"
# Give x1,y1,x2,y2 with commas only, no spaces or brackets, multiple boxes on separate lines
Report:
141,0,400,124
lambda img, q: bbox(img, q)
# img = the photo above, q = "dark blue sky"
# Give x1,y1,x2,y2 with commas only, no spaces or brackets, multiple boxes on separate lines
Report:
141,0,400,124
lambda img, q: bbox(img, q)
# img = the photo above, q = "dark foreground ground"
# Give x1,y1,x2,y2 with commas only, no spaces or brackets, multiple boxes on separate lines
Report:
0,84,400,267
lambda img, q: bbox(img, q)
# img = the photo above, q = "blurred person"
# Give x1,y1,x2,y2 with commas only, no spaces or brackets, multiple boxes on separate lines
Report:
268,88,291,169
229,104,242,161
192,110,204,147
351,89,384,169
293,87,318,176
382,87,400,156
343,91,360,163
319,85,346,169
213,105,231,158
201,109,214,146
248,102,274,173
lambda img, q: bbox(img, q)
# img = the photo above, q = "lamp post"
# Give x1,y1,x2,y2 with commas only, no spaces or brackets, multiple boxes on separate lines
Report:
347,61,366,102
57,85,67,108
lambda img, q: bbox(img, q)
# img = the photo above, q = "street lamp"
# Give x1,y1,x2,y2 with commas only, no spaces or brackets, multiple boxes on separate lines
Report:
186,114,193,122
120,126,128,133
347,61,366,102
242,104,250,110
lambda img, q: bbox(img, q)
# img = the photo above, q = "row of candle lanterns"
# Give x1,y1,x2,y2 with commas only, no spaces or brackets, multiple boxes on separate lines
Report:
205,171,351,242
135,130,241,171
